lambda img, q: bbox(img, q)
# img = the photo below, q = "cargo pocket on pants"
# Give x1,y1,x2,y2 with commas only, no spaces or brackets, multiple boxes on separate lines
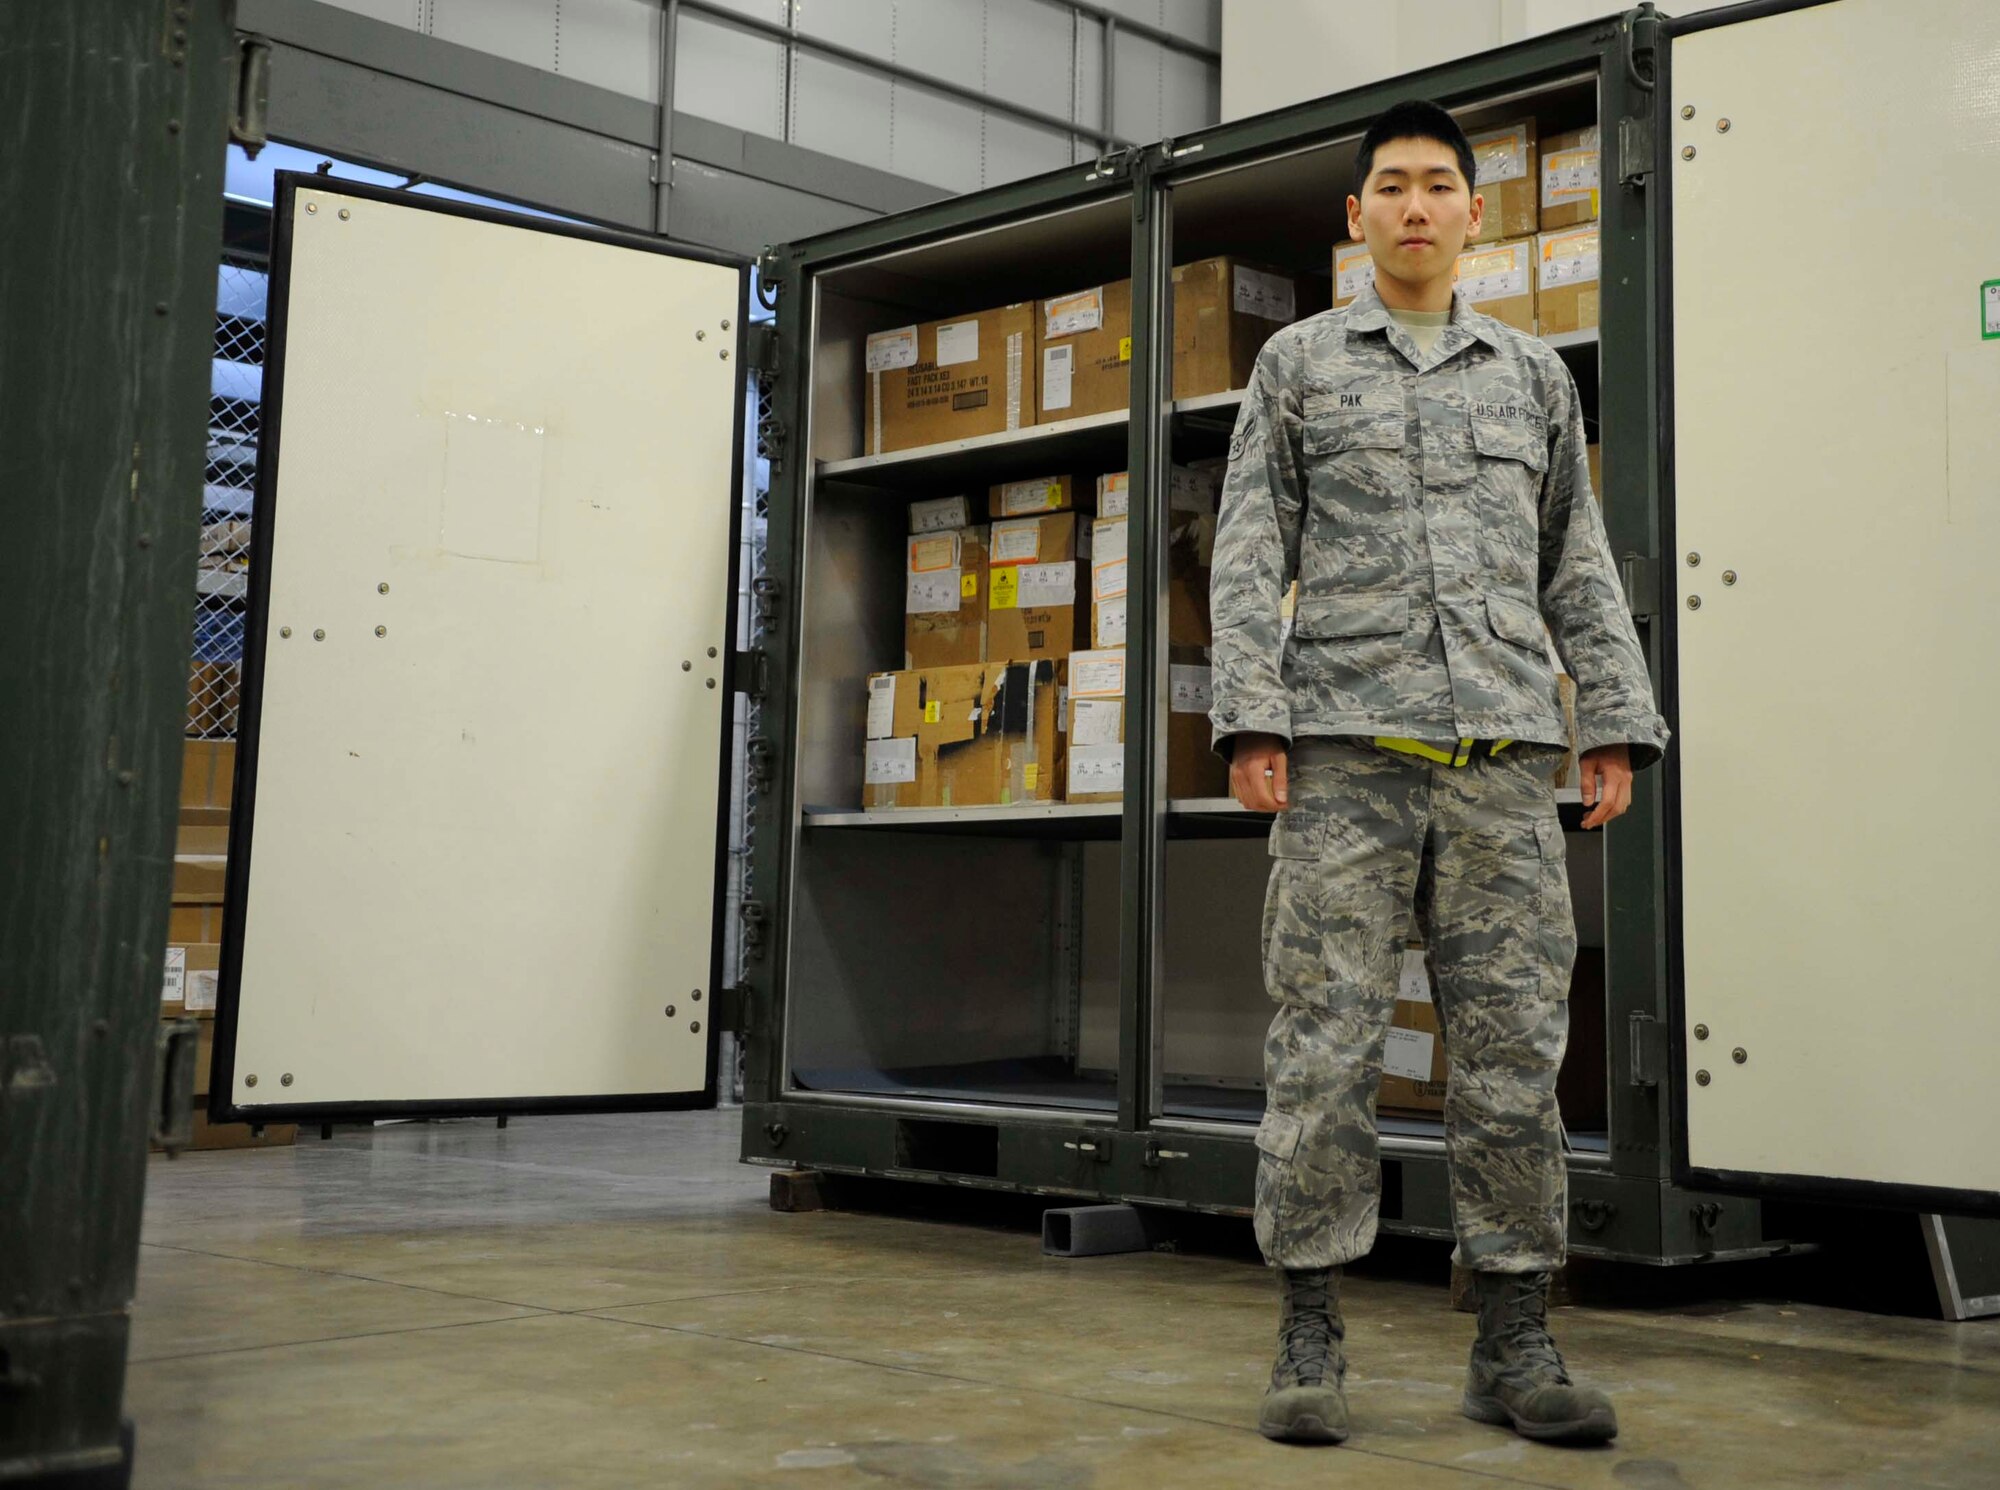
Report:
1253,1108,1305,1257
1534,816,1578,996
1261,812,1327,1006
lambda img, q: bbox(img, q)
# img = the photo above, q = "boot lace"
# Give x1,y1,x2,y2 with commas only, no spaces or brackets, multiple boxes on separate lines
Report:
1485,1274,1571,1386
1277,1273,1341,1387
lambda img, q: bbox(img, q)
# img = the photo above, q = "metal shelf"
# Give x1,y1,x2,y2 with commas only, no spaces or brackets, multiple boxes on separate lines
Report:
805,801,1121,838
817,408,1129,492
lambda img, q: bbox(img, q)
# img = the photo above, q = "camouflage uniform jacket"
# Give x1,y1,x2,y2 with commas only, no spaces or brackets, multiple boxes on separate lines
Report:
1207,281,1670,769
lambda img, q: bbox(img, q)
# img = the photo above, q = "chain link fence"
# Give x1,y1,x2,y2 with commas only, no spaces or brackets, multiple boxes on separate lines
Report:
189,254,267,738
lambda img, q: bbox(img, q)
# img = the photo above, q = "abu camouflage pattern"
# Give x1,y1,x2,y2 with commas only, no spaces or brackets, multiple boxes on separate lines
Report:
1254,738,1575,1272
1208,281,1669,765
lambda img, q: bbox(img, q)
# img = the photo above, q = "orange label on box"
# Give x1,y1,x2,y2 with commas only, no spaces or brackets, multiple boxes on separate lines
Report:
909,536,956,573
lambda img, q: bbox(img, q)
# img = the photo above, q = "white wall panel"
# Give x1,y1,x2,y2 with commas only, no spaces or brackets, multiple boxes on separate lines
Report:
989,0,1081,121
983,110,1077,184
793,0,893,54
889,81,987,195
791,51,896,177
1110,28,1164,143
320,0,421,25
552,0,659,96
428,0,556,71
676,9,787,140
882,0,988,96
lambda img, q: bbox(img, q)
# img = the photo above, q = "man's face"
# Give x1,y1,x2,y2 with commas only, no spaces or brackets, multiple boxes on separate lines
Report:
1346,136,1482,289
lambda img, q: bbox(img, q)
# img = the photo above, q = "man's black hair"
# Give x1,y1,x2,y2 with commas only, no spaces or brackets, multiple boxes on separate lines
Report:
1353,100,1477,197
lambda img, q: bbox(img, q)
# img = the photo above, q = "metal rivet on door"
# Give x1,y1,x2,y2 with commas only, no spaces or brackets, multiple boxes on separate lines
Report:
338,208,351,220
305,203,317,214
706,678,716,689
375,626,387,638
1687,596,1702,610
720,350,730,361
1695,1069,1711,1086
721,319,731,331
691,1021,701,1033
1680,105,1695,120
245,1074,258,1087
696,330,706,341
1722,570,1737,586
681,660,692,671
1716,118,1731,133
281,1073,294,1086
378,582,390,594
665,1005,676,1017
1694,1023,1709,1040
313,628,326,639
1732,1048,1747,1064
707,647,717,658
280,627,292,638
1682,146,1697,160
1686,552,1700,567
692,990,702,1002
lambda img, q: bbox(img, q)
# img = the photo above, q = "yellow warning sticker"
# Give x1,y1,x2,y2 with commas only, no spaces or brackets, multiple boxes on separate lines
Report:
1024,764,1039,791
923,700,941,724
1118,336,1132,363
990,568,1020,610
960,573,978,598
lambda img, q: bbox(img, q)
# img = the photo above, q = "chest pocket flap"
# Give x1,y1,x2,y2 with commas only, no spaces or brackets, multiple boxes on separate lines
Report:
1304,388,1404,455
1293,593,1409,641
1485,593,1549,651
1470,413,1551,473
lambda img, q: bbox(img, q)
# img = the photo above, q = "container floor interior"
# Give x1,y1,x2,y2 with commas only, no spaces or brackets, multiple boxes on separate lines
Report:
127,1107,2000,1489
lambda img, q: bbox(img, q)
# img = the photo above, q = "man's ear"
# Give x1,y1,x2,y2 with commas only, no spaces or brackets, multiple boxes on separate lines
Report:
1345,192,1363,242
1467,189,1485,239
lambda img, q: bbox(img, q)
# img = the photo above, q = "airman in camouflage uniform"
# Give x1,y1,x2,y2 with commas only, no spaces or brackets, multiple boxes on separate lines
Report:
1209,102,1667,1449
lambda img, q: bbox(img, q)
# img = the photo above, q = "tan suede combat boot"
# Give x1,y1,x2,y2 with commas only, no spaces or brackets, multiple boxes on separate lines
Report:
1462,1270,1618,1444
1258,1266,1349,1444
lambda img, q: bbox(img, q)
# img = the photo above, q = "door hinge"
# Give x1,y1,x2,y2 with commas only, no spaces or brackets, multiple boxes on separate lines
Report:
754,248,786,301
152,1021,199,1153
231,36,273,158
732,649,771,699
1618,114,1654,187
713,983,755,1037
752,575,784,627
740,900,768,963
1619,553,1660,620
745,733,775,792
745,322,778,377
1628,1012,1667,1088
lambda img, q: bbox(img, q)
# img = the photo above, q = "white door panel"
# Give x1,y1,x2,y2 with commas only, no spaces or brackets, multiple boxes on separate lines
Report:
227,186,739,1110
1672,0,2000,1195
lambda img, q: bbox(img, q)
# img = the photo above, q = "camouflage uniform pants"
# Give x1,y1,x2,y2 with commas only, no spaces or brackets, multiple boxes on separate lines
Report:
1253,737,1576,1274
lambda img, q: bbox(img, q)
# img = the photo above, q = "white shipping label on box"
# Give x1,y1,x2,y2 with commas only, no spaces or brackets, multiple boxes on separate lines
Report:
865,736,917,785
1382,1025,1436,1082
1542,148,1601,205
1092,557,1128,603
1014,561,1076,608
1068,743,1125,794
1056,685,1069,731
1071,697,1124,747
1456,245,1529,304
1471,126,1529,185
185,970,219,1013
905,568,963,615
1094,594,1128,646
866,675,897,739
997,479,1064,515
1069,650,1126,697
1986,282,2000,337
1044,288,1104,338
865,325,918,372
1092,518,1128,566
909,495,970,534
1540,234,1601,288
1168,664,1212,714
934,318,979,367
1041,345,1074,411
1097,472,1130,517
1233,265,1297,323
1169,464,1219,513
161,945,186,1004
1398,948,1434,1005
1336,248,1375,301
990,520,1044,564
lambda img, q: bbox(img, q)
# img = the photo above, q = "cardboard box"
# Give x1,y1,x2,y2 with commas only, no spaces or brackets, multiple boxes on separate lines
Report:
863,664,989,809
1535,225,1601,338
1166,649,1229,800
1454,237,1536,335
1086,516,1129,649
862,662,1061,809
1539,126,1601,231
986,505,1085,668
1096,471,1130,517
1378,947,1448,1115
179,738,237,813
987,474,1074,519
1332,242,1374,309
1038,281,1132,422
905,525,988,671
161,943,221,1021
909,494,974,534
864,302,1036,455
168,903,225,944
188,664,240,737
172,855,227,904
1064,650,1128,804
1467,119,1539,244
1170,257,1306,400
988,511,1077,569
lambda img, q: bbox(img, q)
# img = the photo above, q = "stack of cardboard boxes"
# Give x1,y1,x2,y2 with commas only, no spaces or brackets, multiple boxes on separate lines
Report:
864,258,1314,456
1331,116,1601,345
160,739,297,1151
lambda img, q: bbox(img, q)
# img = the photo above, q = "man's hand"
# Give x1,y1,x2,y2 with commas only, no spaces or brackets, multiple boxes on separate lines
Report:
1577,744,1633,830
1230,732,1290,813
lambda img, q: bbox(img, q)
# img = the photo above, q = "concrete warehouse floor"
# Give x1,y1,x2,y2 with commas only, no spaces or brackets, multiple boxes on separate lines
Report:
129,1111,2000,1489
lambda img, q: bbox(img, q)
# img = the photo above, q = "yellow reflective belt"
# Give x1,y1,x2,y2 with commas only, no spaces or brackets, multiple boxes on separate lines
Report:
1373,736,1513,767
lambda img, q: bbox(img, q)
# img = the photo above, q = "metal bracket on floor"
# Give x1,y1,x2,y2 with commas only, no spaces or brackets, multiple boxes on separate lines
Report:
1043,1203,1164,1258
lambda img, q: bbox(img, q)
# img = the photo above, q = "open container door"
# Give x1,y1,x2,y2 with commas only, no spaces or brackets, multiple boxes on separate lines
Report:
1666,0,2000,1213
212,178,746,1123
